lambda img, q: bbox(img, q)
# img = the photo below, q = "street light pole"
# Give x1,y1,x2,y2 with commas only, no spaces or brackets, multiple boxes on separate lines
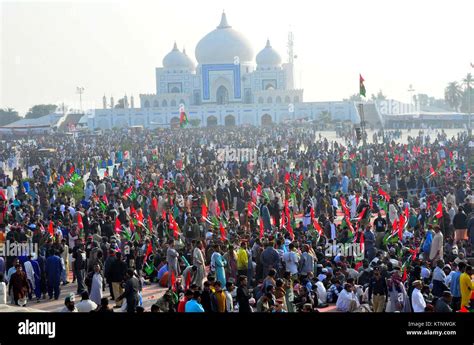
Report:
76,87,85,113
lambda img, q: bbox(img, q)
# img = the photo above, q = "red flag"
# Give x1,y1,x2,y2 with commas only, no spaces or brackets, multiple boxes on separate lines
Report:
310,206,315,220
355,261,363,271
122,186,133,199
313,219,322,235
48,221,54,236
259,217,264,239
247,202,253,217
171,271,177,292
147,215,153,231
398,214,405,240
391,219,399,238
151,197,158,211
297,174,303,188
216,203,221,217
77,213,84,229
158,178,164,189
114,218,121,233
256,184,262,196
169,214,179,239
0,189,5,200
340,197,350,217
280,209,286,229
201,203,208,221
378,188,390,202
345,216,354,234
221,200,226,213
137,209,144,224
58,176,65,187
162,210,167,221
284,172,290,184
435,202,443,219
369,195,373,209
357,207,367,223
359,231,365,251
402,268,407,282
102,194,109,205
144,243,153,263
429,166,436,177
130,204,137,216
219,222,226,241
68,166,75,177
129,219,135,231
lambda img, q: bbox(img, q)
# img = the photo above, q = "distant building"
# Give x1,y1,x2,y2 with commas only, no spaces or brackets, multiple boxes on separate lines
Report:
88,12,369,130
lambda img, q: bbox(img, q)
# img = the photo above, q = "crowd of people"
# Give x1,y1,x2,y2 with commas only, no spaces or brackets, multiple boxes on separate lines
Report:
0,125,473,313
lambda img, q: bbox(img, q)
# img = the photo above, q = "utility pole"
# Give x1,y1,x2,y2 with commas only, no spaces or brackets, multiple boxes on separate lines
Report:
76,87,85,113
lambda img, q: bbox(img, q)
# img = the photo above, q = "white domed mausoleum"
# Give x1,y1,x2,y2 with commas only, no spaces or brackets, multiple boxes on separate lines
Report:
89,12,371,130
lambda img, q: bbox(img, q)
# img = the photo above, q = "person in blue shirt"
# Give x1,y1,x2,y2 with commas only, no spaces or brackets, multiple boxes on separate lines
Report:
449,263,462,311
185,291,205,312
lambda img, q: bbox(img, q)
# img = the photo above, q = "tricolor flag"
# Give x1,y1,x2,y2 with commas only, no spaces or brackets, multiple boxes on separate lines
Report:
378,188,390,202
313,219,322,235
58,176,65,187
179,110,188,128
144,243,153,264
359,74,366,97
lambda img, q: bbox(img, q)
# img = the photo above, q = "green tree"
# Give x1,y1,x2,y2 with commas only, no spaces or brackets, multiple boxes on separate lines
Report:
461,73,473,113
319,110,332,124
25,104,58,119
444,82,463,111
0,107,21,126
370,90,387,101
115,98,125,109
343,94,362,102
189,118,201,127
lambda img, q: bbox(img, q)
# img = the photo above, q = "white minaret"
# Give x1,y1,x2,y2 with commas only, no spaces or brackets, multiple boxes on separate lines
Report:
284,31,295,90
110,96,115,108
124,94,129,109
103,95,107,109
130,95,135,108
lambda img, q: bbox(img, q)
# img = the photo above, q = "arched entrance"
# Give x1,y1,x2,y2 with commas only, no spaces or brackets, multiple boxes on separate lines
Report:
261,114,272,126
170,116,180,129
207,115,218,127
216,86,229,105
225,115,236,126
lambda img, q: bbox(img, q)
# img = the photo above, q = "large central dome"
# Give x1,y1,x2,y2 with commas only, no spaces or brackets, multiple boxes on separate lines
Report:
195,12,254,65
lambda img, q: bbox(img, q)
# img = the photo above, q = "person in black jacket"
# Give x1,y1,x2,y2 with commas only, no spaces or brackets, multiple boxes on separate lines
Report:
109,252,127,308
117,269,139,313
73,242,87,295
236,275,251,312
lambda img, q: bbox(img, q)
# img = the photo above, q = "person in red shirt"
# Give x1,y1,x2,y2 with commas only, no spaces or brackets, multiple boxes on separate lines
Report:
177,290,194,312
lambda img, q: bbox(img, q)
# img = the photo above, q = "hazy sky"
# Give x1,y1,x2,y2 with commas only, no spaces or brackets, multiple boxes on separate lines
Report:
1,0,473,115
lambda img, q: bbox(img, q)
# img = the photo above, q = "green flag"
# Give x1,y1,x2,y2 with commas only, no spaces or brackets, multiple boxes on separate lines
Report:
359,74,366,97
70,173,81,183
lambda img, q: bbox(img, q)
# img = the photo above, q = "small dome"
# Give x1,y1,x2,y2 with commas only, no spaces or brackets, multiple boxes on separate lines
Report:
195,12,254,65
162,42,195,70
256,39,282,66
182,48,196,70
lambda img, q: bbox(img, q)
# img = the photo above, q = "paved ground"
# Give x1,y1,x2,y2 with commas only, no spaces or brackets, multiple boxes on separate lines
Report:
9,272,169,312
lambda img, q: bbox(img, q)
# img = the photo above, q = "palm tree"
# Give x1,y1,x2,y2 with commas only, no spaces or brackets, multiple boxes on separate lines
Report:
444,82,463,111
